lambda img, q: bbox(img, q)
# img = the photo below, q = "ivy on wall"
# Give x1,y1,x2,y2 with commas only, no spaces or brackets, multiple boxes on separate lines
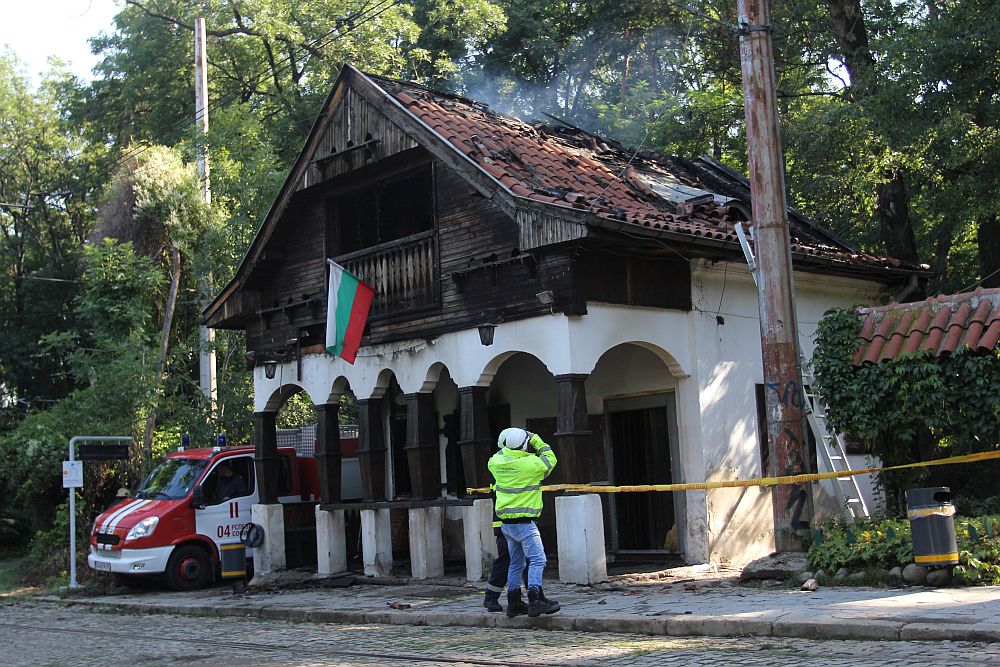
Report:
811,308,1000,511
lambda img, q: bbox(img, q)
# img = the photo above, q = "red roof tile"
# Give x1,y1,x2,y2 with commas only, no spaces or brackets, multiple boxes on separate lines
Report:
368,75,926,274
854,287,1000,364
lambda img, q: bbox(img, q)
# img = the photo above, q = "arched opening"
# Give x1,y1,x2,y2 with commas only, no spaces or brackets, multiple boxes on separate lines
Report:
487,352,556,434
486,352,561,554
588,343,682,557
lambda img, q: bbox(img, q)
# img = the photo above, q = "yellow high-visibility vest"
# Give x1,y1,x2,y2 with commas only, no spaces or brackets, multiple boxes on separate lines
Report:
488,435,557,520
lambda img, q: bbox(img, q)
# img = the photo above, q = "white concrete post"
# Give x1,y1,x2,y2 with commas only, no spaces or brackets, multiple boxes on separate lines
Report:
315,507,347,575
361,508,392,576
408,507,444,579
250,504,286,578
555,494,608,584
463,498,496,581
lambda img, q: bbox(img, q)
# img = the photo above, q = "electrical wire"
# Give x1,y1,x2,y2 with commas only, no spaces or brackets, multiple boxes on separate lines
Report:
715,259,728,319
955,266,1000,294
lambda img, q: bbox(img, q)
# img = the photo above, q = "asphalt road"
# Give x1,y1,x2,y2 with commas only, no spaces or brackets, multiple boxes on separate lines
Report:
4,599,1000,666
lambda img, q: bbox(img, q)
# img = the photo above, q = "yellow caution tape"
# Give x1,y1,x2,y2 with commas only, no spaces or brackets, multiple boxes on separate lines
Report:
466,448,1000,495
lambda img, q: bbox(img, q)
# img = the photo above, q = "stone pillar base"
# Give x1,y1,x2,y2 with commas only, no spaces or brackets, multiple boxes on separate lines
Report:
408,507,444,579
556,494,607,584
361,508,392,577
249,503,286,584
316,507,347,575
463,498,496,581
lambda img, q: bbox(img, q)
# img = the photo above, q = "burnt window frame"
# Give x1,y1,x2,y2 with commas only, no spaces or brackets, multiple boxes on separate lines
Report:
326,154,435,258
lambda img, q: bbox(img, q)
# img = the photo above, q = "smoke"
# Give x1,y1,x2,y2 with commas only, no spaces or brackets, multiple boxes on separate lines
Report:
451,21,689,138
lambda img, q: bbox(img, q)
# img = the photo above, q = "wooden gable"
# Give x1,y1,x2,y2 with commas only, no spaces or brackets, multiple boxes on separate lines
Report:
301,85,420,189
205,67,699,359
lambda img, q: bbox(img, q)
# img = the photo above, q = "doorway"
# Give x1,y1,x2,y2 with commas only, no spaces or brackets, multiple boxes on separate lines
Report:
606,393,680,553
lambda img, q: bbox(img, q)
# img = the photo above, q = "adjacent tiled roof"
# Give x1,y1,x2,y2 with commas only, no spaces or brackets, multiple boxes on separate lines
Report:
371,75,924,274
853,287,1000,364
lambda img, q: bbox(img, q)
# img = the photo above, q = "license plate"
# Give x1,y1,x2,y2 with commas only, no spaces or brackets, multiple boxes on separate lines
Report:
94,560,112,572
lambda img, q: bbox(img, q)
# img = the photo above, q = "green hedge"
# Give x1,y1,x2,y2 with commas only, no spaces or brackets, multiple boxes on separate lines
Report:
808,516,1000,585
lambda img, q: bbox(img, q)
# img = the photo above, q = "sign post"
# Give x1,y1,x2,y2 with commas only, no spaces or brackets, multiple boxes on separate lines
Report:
66,435,132,589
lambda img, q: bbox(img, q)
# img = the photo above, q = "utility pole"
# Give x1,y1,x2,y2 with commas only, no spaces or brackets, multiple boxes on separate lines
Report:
195,17,218,420
736,0,813,551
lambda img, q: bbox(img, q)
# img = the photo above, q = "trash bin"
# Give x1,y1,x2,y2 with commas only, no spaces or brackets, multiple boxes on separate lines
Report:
906,487,959,566
220,542,247,578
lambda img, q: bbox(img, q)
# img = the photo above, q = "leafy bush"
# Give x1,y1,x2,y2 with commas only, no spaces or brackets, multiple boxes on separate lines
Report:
954,516,1000,585
809,517,913,572
810,515,1000,585
955,495,1000,518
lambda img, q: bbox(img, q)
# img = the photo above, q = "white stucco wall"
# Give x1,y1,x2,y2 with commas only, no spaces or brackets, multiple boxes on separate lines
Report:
689,260,884,563
251,258,888,564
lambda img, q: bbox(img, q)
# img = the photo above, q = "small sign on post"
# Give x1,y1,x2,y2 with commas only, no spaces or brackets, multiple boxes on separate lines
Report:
62,461,83,489
67,435,132,589
77,442,131,461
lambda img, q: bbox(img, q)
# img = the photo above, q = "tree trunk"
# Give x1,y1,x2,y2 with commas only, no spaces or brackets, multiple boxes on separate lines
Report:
827,0,923,281
875,169,921,269
143,245,182,459
978,215,1000,288
825,0,875,91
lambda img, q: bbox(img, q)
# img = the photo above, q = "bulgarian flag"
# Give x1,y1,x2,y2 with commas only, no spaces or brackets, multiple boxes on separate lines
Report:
325,259,374,364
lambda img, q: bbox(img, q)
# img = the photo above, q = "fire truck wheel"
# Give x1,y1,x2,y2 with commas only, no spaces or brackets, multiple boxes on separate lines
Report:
166,545,212,591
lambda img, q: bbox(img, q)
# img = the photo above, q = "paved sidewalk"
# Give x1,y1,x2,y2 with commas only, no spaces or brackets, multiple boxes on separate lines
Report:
53,564,1000,643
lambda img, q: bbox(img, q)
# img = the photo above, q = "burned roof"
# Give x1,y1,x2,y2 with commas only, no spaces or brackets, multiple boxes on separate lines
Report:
203,65,927,328
369,73,924,274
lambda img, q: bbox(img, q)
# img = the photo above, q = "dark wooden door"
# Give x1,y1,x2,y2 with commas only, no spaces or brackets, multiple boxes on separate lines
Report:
608,405,674,551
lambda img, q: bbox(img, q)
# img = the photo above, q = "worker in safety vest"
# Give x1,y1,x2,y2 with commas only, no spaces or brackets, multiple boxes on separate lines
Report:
487,428,560,618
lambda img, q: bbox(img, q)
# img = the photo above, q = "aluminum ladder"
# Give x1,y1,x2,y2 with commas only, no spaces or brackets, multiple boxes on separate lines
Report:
801,371,870,521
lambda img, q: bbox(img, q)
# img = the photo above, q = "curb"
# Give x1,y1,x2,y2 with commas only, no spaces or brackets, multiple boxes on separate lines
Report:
44,597,1000,643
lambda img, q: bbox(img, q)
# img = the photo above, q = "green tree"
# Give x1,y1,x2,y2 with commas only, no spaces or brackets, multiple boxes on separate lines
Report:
94,145,217,458
0,52,111,427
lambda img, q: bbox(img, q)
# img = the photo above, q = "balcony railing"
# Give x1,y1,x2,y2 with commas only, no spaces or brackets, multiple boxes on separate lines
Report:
337,230,439,318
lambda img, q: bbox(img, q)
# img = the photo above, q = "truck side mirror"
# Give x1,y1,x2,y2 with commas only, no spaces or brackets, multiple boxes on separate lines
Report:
191,484,205,509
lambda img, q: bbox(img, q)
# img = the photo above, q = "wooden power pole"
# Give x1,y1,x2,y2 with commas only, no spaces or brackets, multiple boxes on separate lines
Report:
736,0,813,551
195,17,218,419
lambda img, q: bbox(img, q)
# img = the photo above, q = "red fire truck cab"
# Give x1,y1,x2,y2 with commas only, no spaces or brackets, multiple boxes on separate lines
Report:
88,444,332,590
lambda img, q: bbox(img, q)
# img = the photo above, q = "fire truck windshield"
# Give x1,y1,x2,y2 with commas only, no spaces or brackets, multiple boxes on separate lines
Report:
134,458,209,500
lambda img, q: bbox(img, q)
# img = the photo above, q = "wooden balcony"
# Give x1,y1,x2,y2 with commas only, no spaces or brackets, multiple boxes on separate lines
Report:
337,230,439,318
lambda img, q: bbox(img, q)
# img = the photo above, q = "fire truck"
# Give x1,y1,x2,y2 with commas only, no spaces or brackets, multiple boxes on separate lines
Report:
88,429,360,590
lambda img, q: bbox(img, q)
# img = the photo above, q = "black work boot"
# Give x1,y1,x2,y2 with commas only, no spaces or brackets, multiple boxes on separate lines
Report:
506,588,528,618
483,592,503,612
538,587,558,607
527,586,560,617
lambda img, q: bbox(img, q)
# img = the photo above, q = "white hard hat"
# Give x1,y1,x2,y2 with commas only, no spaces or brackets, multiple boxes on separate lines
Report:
498,427,531,450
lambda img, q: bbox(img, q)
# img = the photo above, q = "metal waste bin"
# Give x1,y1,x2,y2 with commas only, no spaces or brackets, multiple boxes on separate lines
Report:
906,486,958,566
220,542,247,578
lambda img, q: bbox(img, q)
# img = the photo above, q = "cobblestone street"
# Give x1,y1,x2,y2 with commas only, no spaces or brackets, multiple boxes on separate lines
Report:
4,600,1000,666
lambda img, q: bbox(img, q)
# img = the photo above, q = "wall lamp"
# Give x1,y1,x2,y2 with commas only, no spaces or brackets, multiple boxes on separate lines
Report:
536,290,556,314
477,322,496,346
262,358,279,379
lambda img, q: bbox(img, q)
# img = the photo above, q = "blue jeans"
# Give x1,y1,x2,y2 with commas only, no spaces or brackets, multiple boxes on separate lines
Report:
501,521,546,590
